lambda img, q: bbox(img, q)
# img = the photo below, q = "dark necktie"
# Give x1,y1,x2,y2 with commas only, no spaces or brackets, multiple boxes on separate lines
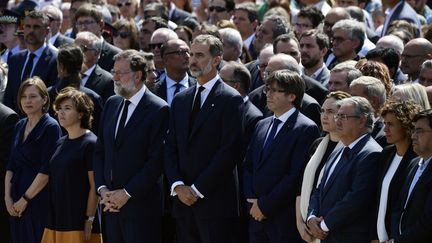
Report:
189,86,205,131
116,100,131,140
22,52,36,81
261,118,282,158
174,83,182,95
323,147,351,187
7,50,12,63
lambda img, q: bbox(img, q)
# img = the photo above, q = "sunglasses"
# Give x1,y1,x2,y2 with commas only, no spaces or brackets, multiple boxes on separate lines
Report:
208,6,226,12
117,2,132,7
149,43,164,50
113,31,130,38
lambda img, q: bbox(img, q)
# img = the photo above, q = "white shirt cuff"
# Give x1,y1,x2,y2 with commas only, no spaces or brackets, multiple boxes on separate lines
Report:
170,181,185,196
123,188,131,198
320,220,329,232
307,214,316,223
97,185,107,194
191,184,204,198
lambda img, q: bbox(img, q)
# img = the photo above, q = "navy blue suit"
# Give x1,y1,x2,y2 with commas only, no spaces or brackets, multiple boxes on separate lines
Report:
152,75,197,102
170,7,192,25
308,135,382,243
98,41,121,72
381,1,421,37
84,65,114,103
164,80,244,243
93,88,169,243
4,46,58,112
243,110,320,242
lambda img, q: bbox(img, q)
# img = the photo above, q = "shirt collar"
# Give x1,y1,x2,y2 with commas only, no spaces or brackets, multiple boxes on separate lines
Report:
243,95,249,103
128,84,146,106
273,107,296,123
29,43,47,57
84,64,97,76
346,133,368,149
166,73,189,88
198,74,220,91
48,32,60,45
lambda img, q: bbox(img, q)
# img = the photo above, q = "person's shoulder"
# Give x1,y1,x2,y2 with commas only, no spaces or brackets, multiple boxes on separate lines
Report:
145,89,169,109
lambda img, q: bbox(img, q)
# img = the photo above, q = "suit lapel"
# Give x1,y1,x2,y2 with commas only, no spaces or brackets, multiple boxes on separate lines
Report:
34,46,51,74
86,66,102,90
161,78,168,101
403,158,432,209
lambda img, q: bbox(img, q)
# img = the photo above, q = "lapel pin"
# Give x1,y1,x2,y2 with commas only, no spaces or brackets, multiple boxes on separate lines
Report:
211,104,215,107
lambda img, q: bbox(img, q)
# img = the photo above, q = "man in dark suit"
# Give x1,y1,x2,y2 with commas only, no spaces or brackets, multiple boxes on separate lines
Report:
75,31,114,103
42,5,74,48
164,35,244,243
246,44,273,93
308,96,382,243
4,10,58,112
381,0,421,37
389,109,432,242
166,0,192,25
243,70,320,243
0,103,19,243
152,39,196,105
94,50,169,243
74,4,121,72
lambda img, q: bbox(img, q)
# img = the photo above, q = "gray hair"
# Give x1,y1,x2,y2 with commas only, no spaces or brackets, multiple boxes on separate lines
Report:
264,15,290,39
331,61,363,86
393,83,431,110
42,5,63,23
269,53,301,74
350,76,387,108
219,28,243,53
114,50,147,82
376,35,404,55
75,31,102,53
332,19,365,52
193,34,224,57
338,96,375,131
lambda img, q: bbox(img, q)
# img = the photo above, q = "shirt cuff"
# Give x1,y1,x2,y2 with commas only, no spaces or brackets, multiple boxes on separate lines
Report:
191,184,204,198
320,220,329,232
97,185,107,194
307,214,316,223
170,181,185,196
123,188,131,198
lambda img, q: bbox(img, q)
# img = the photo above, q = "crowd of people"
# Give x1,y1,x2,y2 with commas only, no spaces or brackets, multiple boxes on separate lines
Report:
1,0,432,243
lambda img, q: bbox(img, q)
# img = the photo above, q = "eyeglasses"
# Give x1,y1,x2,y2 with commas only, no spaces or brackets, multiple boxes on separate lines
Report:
208,6,227,12
149,43,164,50
412,128,432,135
334,114,361,121
117,1,132,7
164,49,190,57
79,44,97,52
113,31,130,38
264,86,287,94
332,37,350,44
110,69,134,76
75,20,96,27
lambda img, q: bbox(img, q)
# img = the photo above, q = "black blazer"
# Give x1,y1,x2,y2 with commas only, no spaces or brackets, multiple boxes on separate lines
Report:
53,34,74,48
308,135,382,243
390,157,432,242
94,89,169,219
151,75,197,102
372,118,389,148
4,45,58,112
85,65,114,103
242,99,263,154
170,7,192,25
164,80,244,219
245,60,264,93
302,74,328,105
372,144,417,240
98,40,121,72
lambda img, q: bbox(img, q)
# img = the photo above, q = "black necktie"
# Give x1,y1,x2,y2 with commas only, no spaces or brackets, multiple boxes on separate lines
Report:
189,86,205,131
7,50,12,63
22,52,36,81
116,100,131,140
261,118,282,158
174,83,182,95
323,147,351,187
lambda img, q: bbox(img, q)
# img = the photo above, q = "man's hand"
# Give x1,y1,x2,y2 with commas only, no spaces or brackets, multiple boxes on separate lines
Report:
247,198,266,222
99,188,117,212
298,221,315,242
307,216,328,240
175,185,198,206
108,189,131,211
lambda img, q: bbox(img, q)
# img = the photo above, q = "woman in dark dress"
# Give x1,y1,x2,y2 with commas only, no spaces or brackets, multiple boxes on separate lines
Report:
296,91,351,243
41,88,101,243
4,77,62,243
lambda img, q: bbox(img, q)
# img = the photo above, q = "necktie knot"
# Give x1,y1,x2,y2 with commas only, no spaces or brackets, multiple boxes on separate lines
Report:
197,86,205,93
342,147,350,157
174,83,182,95
272,118,281,128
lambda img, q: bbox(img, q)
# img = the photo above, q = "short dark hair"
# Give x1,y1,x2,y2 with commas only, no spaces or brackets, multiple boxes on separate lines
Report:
74,4,103,23
265,70,305,109
113,19,140,50
224,0,235,11
234,2,258,23
226,61,251,92
264,15,290,39
413,109,432,129
114,50,147,82
273,32,298,54
297,6,324,28
193,34,223,57
17,76,50,114
366,47,400,72
25,10,50,27
144,16,168,30
54,87,94,129
300,29,329,50
58,43,84,76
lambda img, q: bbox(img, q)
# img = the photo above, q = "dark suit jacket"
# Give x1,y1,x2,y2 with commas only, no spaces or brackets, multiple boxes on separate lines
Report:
372,118,389,148
381,1,421,37
308,135,382,243
4,45,58,112
85,65,114,103
302,74,329,105
248,85,322,127
245,60,264,93
242,99,263,154
94,89,169,219
53,34,74,48
164,80,244,219
98,40,121,72
243,110,320,239
372,145,417,240
390,157,432,242
314,66,330,88
151,75,197,102
170,7,192,25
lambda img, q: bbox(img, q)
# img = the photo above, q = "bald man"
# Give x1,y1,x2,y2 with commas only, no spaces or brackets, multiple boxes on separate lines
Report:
376,35,405,55
400,38,432,82
323,7,351,40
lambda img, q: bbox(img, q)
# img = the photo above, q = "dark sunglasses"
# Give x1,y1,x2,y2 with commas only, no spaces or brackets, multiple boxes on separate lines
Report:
208,6,226,12
117,2,132,7
149,43,164,50
164,49,190,56
113,31,131,38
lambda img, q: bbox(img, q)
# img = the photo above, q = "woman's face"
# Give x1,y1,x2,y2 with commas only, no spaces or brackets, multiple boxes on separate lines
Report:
113,27,132,50
320,97,338,133
20,85,46,116
383,112,408,145
117,0,137,19
56,98,82,130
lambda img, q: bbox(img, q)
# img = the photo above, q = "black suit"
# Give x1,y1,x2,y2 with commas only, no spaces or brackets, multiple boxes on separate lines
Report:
4,45,58,112
164,79,244,243
94,88,169,242
98,40,121,72
85,65,114,103
152,75,197,103
52,34,74,48
243,99,263,153
248,85,321,127
170,7,192,25
372,118,389,148
0,103,18,243
245,60,264,93
390,157,432,242
302,75,328,105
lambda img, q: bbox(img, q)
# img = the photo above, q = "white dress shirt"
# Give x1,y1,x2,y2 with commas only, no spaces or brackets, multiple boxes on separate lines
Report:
81,64,96,87
166,73,190,105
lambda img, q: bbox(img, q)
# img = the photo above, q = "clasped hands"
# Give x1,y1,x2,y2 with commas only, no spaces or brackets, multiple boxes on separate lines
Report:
5,196,28,217
100,188,130,212
247,198,266,222
175,185,198,206
307,216,328,240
